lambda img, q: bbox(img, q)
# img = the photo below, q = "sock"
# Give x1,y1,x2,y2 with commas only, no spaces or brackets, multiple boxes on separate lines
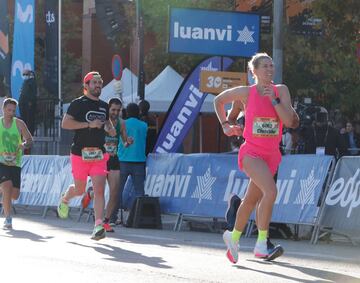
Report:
257,229,267,242
95,219,103,226
231,229,242,242
104,217,109,224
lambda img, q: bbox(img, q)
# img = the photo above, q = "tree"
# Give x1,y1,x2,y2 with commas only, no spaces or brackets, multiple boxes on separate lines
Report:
284,0,360,118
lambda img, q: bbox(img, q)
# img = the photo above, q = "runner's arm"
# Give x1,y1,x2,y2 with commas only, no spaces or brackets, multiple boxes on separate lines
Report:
273,85,299,129
104,120,116,137
16,119,33,149
62,113,90,130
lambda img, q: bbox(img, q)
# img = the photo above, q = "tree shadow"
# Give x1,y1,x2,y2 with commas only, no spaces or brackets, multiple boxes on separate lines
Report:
1,229,54,242
236,259,360,283
68,241,172,269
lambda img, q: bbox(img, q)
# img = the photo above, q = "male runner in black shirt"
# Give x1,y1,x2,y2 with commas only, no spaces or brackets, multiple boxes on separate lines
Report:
58,71,116,240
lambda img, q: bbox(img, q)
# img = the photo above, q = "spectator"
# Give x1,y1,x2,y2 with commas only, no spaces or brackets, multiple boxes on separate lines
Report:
302,107,347,158
342,122,360,155
282,128,293,155
18,70,37,135
138,99,157,155
110,103,148,224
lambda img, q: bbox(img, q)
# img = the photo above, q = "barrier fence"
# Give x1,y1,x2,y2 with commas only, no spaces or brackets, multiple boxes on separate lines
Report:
10,154,360,245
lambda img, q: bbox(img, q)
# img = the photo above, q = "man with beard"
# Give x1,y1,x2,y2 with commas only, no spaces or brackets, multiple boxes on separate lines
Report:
58,71,116,240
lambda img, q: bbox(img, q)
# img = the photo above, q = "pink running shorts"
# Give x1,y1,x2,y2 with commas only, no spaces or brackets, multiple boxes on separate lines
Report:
70,153,109,181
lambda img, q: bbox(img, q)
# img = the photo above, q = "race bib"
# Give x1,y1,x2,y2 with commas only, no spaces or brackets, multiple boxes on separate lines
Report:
81,147,104,162
252,117,279,137
104,142,117,155
1,152,17,166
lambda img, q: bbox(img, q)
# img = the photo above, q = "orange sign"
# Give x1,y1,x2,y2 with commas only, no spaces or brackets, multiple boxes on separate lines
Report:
200,71,247,94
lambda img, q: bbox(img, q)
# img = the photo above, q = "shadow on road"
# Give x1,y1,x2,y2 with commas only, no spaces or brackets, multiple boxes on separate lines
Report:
114,234,180,249
68,241,172,269
237,259,360,283
0,229,54,242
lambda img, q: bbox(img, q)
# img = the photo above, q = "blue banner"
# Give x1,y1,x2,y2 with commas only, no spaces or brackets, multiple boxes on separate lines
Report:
139,153,333,224
44,0,58,95
0,0,10,85
169,8,260,57
153,56,233,153
11,0,35,102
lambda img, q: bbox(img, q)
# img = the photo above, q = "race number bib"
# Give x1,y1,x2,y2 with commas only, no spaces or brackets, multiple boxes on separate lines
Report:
104,142,117,155
252,117,279,137
81,147,104,162
1,152,17,166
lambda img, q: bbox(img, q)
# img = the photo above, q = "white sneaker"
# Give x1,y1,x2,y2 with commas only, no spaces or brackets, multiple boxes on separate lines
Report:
223,230,239,263
254,240,269,259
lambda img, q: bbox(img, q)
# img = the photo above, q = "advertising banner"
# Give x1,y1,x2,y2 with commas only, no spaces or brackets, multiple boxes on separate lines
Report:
142,153,333,223
322,157,360,234
169,8,260,57
153,56,233,154
11,0,35,101
44,0,58,95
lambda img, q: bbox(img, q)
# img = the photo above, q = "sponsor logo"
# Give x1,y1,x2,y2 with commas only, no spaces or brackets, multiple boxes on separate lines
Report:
86,111,106,122
145,166,193,198
294,169,320,209
46,10,56,26
11,60,32,77
326,168,360,218
191,168,216,203
173,22,256,46
155,84,205,153
236,26,255,45
17,3,33,23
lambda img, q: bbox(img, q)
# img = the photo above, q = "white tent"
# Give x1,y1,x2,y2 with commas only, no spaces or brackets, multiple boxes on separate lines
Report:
136,65,216,113
100,68,141,104
141,65,183,112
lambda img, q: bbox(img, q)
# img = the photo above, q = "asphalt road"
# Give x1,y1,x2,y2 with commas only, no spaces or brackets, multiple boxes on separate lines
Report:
1,213,359,283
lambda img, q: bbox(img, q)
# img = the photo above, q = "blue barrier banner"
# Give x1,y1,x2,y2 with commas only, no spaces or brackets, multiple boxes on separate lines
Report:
16,155,109,208
274,154,333,224
11,0,35,102
140,153,333,224
169,8,260,57
322,157,360,230
153,56,233,153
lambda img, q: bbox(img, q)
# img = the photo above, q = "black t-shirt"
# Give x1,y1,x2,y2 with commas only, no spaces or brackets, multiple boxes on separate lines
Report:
67,95,109,155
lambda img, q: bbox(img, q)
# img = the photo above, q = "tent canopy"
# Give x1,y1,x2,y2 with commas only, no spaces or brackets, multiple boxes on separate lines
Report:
133,65,217,113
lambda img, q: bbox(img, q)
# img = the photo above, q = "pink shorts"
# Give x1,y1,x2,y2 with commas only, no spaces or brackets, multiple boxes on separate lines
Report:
238,143,281,176
70,153,109,181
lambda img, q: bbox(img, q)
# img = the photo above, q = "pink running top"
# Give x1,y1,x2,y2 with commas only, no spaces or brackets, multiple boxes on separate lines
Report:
242,85,283,153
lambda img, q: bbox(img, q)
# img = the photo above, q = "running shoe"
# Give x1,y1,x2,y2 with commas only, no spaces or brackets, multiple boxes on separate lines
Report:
81,187,93,209
103,222,114,232
57,195,69,219
254,240,269,259
223,230,239,264
266,244,284,261
225,194,241,231
267,237,275,250
3,217,12,230
91,224,106,241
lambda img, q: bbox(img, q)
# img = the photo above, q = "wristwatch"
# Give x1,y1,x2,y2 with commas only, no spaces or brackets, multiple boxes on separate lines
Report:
272,97,281,106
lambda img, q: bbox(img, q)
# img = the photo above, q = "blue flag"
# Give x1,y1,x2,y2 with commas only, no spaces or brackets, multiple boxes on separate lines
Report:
153,56,233,153
11,0,35,102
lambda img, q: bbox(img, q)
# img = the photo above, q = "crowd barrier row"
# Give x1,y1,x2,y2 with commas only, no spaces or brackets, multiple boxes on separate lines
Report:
12,153,360,245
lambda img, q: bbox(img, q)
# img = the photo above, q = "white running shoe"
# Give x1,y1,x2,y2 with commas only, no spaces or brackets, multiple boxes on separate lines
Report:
254,240,269,259
223,230,239,263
